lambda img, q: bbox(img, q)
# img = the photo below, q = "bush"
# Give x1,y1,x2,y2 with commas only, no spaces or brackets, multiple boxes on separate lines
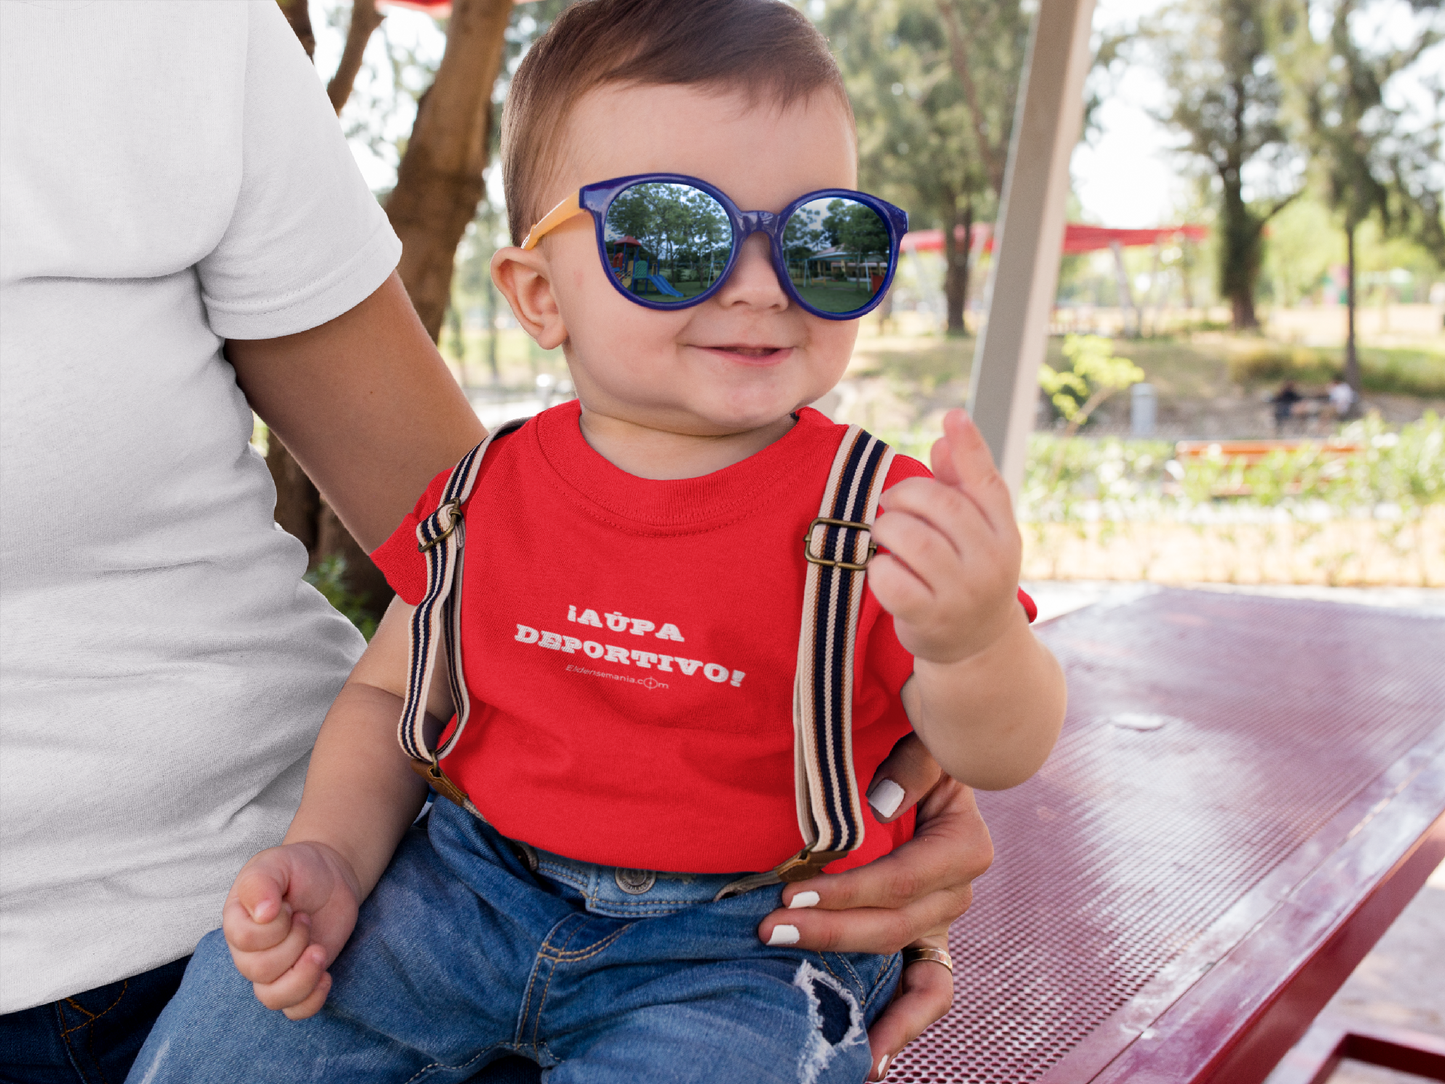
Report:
304,556,378,640
1226,344,1445,397
1016,414,1444,585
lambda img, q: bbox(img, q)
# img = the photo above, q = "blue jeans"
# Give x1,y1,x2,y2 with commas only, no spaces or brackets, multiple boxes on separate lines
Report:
127,801,899,1083
1,957,189,1084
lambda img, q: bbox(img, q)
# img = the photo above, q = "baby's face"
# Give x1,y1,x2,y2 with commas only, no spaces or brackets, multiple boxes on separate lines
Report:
535,83,861,440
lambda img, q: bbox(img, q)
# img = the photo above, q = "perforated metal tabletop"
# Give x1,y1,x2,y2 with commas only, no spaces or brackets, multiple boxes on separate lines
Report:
893,588,1445,1084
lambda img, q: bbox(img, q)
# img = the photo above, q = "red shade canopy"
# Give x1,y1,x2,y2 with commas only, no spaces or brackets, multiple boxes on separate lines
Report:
900,222,1208,255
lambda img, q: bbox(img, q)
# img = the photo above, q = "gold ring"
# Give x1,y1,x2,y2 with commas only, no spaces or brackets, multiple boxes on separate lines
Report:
901,946,953,974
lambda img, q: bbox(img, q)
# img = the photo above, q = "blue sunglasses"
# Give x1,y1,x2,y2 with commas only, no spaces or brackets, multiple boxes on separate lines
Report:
522,173,909,320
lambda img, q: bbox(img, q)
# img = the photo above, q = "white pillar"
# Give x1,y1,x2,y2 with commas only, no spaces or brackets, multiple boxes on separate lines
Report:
967,0,1097,495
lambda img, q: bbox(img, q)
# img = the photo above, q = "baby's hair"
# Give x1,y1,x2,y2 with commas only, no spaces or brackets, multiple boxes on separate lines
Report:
500,0,851,245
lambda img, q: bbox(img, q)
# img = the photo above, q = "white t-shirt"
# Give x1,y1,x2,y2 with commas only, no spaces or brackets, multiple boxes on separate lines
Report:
0,0,403,1012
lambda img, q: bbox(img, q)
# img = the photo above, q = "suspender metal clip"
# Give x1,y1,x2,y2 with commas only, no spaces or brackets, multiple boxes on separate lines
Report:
419,499,464,552
804,517,877,571
773,847,849,882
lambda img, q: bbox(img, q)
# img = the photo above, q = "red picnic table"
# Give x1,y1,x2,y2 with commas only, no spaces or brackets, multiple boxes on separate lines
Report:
894,586,1445,1084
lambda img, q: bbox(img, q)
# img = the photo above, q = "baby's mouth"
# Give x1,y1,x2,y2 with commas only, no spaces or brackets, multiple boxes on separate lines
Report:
716,345,783,357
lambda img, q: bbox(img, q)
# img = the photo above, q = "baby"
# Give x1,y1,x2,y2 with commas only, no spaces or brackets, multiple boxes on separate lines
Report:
129,1,1065,1081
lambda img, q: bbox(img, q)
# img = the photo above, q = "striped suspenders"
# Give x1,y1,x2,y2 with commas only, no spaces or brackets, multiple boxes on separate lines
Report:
397,420,895,882
398,418,527,814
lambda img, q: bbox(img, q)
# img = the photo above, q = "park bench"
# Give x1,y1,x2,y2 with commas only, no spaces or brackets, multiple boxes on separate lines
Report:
894,587,1445,1084
1173,439,1365,466
1168,440,1367,497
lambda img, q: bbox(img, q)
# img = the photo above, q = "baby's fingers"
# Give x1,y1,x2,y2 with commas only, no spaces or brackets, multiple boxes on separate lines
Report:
282,971,333,1021
252,939,330,1014
232,912,315,986
223,872,292,955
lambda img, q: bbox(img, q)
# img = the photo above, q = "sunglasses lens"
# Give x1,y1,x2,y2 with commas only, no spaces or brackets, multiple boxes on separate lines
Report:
783,197,893,315
603,182,731,306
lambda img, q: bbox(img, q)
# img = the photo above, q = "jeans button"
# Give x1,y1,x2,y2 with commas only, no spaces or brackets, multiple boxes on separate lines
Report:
615,868,656,894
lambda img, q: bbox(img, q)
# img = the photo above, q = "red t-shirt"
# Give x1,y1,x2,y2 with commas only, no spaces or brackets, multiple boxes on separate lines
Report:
376,403,956,873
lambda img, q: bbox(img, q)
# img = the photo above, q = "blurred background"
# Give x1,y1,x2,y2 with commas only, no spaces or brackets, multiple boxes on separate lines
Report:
258,0,1444,630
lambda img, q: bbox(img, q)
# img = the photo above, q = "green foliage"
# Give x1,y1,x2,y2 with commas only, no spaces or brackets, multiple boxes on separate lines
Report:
1038,335,1147,429
1148,0,1299,327
1298,0,1445,261
1021,413,1445,519
820,0,1023,231
305,556,379,640
821,199,892,261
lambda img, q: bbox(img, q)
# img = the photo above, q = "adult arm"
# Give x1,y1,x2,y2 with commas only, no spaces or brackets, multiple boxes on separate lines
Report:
226,271,486,551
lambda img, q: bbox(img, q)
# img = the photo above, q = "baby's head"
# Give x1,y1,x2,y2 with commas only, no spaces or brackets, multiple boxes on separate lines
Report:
492,0,904,451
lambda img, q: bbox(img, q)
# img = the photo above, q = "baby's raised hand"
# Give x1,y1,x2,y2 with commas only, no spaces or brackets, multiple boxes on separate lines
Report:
867,409,1022,664
222,841,362,1020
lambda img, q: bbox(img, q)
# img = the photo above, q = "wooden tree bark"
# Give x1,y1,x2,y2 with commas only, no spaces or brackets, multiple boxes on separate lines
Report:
277,0,316,59
328,0,384,114
386,0,515,341
266,0,514,626
1343,223,1361,394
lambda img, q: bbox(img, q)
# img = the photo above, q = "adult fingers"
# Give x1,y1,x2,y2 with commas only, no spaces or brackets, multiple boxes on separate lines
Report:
866,941,956,1080
251,940,329,1014
779,776,991,913
762,884,969,956
863,734,945,824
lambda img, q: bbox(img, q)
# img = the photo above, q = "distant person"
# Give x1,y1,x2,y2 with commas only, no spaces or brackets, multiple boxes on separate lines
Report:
127,2,1066,1082
1272,380,1302,434
1328,377,1356,420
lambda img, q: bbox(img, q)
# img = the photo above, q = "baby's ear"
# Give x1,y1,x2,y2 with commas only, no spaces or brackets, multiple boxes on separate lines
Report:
491,247,568,350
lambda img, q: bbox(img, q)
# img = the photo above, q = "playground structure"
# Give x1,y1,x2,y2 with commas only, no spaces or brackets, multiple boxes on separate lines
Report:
902,222,1210,337
607,235,686,299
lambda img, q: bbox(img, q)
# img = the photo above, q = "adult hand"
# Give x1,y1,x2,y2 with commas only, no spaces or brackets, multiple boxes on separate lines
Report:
757,736,993,1078
222,841,363,1020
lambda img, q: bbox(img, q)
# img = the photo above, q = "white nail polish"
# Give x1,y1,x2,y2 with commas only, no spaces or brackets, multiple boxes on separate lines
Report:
876,1054,891,1078
766,924,801,946
788,890,820,910
867,778,905,819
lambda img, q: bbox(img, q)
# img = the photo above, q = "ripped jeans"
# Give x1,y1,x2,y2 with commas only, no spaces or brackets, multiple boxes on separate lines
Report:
126,799,899,1084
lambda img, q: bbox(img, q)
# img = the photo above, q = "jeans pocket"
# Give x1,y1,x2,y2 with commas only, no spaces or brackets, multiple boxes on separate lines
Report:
820,950,901,1017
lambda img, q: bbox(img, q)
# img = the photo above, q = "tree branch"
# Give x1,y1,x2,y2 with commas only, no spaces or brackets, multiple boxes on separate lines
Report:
940,0,1007,195
328,0,386,115
387,0,514,340
277,0,316,59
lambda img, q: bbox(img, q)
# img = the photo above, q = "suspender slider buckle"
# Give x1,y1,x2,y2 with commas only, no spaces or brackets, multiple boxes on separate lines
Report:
804,517,877,571
419,499,464,552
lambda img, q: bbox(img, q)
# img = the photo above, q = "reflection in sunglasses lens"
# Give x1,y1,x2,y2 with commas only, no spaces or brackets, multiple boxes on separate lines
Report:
783,197,892,314
603,183,732,306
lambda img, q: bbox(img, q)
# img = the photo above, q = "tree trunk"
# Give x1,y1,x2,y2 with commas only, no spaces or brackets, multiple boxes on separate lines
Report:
328,0,385,114
267,437,321,551
387,0,515,341
1343,222,1361,394
957,199,974,333
1219,174,1261,330
277,0,316,59
943,205,967,335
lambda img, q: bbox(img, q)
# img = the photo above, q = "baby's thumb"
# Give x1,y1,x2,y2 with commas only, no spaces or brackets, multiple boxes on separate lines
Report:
233,856,290,926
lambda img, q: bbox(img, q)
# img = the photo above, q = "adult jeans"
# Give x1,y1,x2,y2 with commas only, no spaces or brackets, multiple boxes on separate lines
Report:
0,958,189,1084
127,800,899,1084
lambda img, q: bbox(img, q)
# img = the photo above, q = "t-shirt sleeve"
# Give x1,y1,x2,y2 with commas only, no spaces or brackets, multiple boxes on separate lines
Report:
371,466,453,606
196,1,401,339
